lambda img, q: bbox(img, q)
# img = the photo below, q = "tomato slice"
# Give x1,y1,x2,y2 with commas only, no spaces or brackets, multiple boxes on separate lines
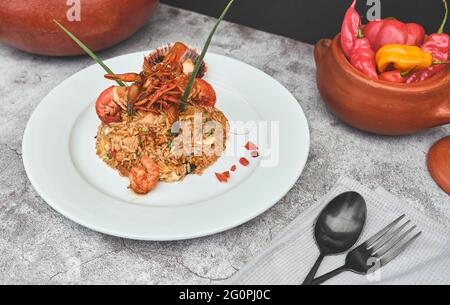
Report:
215,172,229,183
239,157,250,166
95,86,121,124
245,141,258,151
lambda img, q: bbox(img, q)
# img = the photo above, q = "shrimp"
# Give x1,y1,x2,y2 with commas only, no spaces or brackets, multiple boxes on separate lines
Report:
95,86,127,124
174,76,217,107
128,156,160,195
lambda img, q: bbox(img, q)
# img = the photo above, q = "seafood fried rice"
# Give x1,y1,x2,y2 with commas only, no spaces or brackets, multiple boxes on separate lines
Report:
94,42,228,194
96,105,229,185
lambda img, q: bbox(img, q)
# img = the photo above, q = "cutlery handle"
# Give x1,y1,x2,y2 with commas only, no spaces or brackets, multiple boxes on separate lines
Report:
302,254,324,285
311,266,348,285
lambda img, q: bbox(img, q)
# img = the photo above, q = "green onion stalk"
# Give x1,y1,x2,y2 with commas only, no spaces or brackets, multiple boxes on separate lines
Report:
53,20,125,87
180,0,235,111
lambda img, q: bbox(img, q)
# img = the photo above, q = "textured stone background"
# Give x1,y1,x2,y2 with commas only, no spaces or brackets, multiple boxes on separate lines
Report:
1,5,449,284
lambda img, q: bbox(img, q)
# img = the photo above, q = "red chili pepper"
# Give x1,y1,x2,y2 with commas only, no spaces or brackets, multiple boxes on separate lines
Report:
350,26,378,80
230,165,237,172
379,70,408,83
215,172,229,183
245,141,258,151
363,19,425,52
341,0,361,59
222,171,230,178
239,157,250,167
407,0,450,83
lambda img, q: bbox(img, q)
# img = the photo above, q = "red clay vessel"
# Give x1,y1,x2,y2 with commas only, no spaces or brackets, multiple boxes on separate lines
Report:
0,0,159,56
315,34,450,136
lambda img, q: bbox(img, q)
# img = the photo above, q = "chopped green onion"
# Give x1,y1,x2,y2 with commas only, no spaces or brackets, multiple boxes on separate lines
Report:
53,19,125,87
180,0,235,111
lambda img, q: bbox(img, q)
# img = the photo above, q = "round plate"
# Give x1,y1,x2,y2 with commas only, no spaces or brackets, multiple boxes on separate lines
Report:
428,136,450,195
23,52,310,241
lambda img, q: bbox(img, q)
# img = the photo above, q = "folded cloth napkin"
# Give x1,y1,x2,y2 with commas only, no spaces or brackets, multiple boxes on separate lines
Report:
228,176,450,285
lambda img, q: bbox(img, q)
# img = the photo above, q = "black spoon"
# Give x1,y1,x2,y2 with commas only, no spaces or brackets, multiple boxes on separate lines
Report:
302,192,367,285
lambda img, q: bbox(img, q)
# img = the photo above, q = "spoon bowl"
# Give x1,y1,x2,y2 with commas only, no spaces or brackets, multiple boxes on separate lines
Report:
315,192,367,255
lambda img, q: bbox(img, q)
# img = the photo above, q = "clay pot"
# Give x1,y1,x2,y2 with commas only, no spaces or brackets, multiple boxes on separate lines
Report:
314,35,450,136
0,0,159,56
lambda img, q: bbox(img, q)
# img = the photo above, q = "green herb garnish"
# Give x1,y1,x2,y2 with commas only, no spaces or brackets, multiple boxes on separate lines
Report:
106,152,113,159
135,149,141,158
53,19,125,87
180,0,235,110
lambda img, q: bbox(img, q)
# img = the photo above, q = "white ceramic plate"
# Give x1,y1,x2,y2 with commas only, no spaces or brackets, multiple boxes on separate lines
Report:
23,52,310,241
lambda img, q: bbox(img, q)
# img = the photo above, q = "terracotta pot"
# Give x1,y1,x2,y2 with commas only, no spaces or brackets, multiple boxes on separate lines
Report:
0,0,159,56
314,34,450,136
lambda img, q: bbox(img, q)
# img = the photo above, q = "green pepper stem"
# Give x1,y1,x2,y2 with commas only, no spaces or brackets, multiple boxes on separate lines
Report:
433,60,450,64
438,0,448,34
400,66,417,78
357,22,365,39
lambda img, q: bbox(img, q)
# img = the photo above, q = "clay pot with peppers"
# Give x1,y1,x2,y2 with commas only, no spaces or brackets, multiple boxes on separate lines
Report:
315,36,450,135
0,0,159,56
314,0,450,135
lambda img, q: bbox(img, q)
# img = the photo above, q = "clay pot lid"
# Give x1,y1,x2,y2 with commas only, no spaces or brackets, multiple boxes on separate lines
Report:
428,136,450,195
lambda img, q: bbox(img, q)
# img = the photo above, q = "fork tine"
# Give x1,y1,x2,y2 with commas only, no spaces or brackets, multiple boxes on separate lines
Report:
369,220,411,253
365,215,406,248
380,231,422,267
373,225,417,257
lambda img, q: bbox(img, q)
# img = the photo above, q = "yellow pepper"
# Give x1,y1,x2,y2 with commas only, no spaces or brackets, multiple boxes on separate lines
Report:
375,44,433,73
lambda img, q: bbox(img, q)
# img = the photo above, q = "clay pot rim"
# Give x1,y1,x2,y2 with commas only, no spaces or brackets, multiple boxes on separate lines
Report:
326,34,450,93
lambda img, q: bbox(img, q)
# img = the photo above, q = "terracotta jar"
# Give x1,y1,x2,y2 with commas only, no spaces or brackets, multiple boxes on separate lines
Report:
0,0,159,56
314,35,450,136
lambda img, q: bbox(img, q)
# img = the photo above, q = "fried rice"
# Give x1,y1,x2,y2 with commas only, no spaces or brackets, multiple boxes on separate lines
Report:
96,105,229,183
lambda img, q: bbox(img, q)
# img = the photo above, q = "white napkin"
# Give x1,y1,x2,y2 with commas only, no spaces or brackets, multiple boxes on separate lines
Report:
228,176,450,285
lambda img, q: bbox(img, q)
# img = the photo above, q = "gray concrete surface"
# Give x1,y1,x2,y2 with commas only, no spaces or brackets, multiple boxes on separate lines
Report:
1,4,449,284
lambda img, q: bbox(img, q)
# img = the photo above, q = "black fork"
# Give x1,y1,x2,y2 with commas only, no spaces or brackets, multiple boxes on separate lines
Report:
311,215,422,285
